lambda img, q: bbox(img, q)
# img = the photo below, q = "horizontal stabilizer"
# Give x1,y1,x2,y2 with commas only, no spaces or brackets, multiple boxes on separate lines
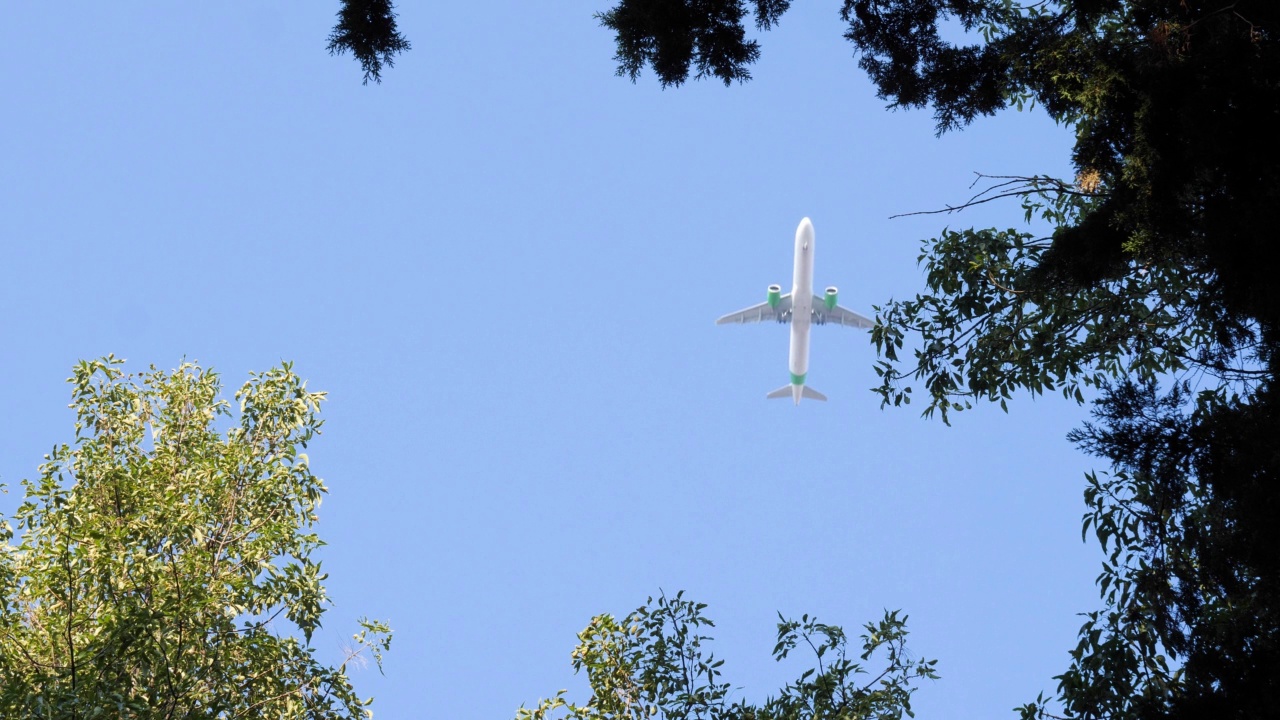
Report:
765,384,828,403
766,385,793,399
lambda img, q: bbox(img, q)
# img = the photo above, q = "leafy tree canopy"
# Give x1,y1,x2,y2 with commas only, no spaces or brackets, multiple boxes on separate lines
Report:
0,357,390,718
518,592,937,720
598,2,1279,719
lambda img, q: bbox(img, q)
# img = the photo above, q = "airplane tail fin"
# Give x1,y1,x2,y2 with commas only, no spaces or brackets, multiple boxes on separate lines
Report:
766,384,827,403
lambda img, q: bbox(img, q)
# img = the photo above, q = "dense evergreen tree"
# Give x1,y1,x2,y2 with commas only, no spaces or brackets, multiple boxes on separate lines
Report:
598,2,1279,718
328,0,410,83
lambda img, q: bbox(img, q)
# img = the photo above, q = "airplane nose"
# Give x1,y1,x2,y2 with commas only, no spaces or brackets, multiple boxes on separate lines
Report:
797,217,814,250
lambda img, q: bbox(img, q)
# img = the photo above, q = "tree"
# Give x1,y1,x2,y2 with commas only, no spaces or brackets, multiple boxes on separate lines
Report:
518,592,937,720
596,2,1279,718
595,0,793,86
0,356,391,719
328,0,411,84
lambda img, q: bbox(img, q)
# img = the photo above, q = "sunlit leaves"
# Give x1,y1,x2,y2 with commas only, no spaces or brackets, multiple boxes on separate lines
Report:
869,179,1260,427
0,357,391,718
517,593,937,720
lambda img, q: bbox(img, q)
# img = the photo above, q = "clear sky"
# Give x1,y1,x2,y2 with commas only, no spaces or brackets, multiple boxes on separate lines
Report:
2,3,1102,718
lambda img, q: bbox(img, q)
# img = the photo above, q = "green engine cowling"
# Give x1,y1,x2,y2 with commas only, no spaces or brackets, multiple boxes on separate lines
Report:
824,286,838,310
767,284,782,308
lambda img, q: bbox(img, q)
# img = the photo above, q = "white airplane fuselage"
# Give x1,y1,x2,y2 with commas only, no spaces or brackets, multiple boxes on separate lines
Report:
715,216,874,404
787,218,816,404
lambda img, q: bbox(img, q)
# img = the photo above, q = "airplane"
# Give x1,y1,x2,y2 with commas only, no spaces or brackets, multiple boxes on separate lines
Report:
716,217,874,404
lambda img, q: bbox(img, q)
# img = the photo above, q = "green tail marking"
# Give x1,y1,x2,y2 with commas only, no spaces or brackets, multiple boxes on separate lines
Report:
790,372,806,385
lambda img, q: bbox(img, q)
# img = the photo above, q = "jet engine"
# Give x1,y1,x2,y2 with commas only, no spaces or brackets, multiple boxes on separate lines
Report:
767,284,782,308
824,286,839,310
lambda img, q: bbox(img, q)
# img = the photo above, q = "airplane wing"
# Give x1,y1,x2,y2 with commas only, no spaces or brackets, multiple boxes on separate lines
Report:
716,294,793,324
811,298,875,328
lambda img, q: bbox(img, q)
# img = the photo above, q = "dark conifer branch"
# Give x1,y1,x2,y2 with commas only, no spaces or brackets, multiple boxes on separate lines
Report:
595,0,793,86
327,0,411,84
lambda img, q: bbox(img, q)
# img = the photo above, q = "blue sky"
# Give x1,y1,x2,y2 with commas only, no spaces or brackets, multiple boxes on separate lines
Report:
2,3,1101,717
